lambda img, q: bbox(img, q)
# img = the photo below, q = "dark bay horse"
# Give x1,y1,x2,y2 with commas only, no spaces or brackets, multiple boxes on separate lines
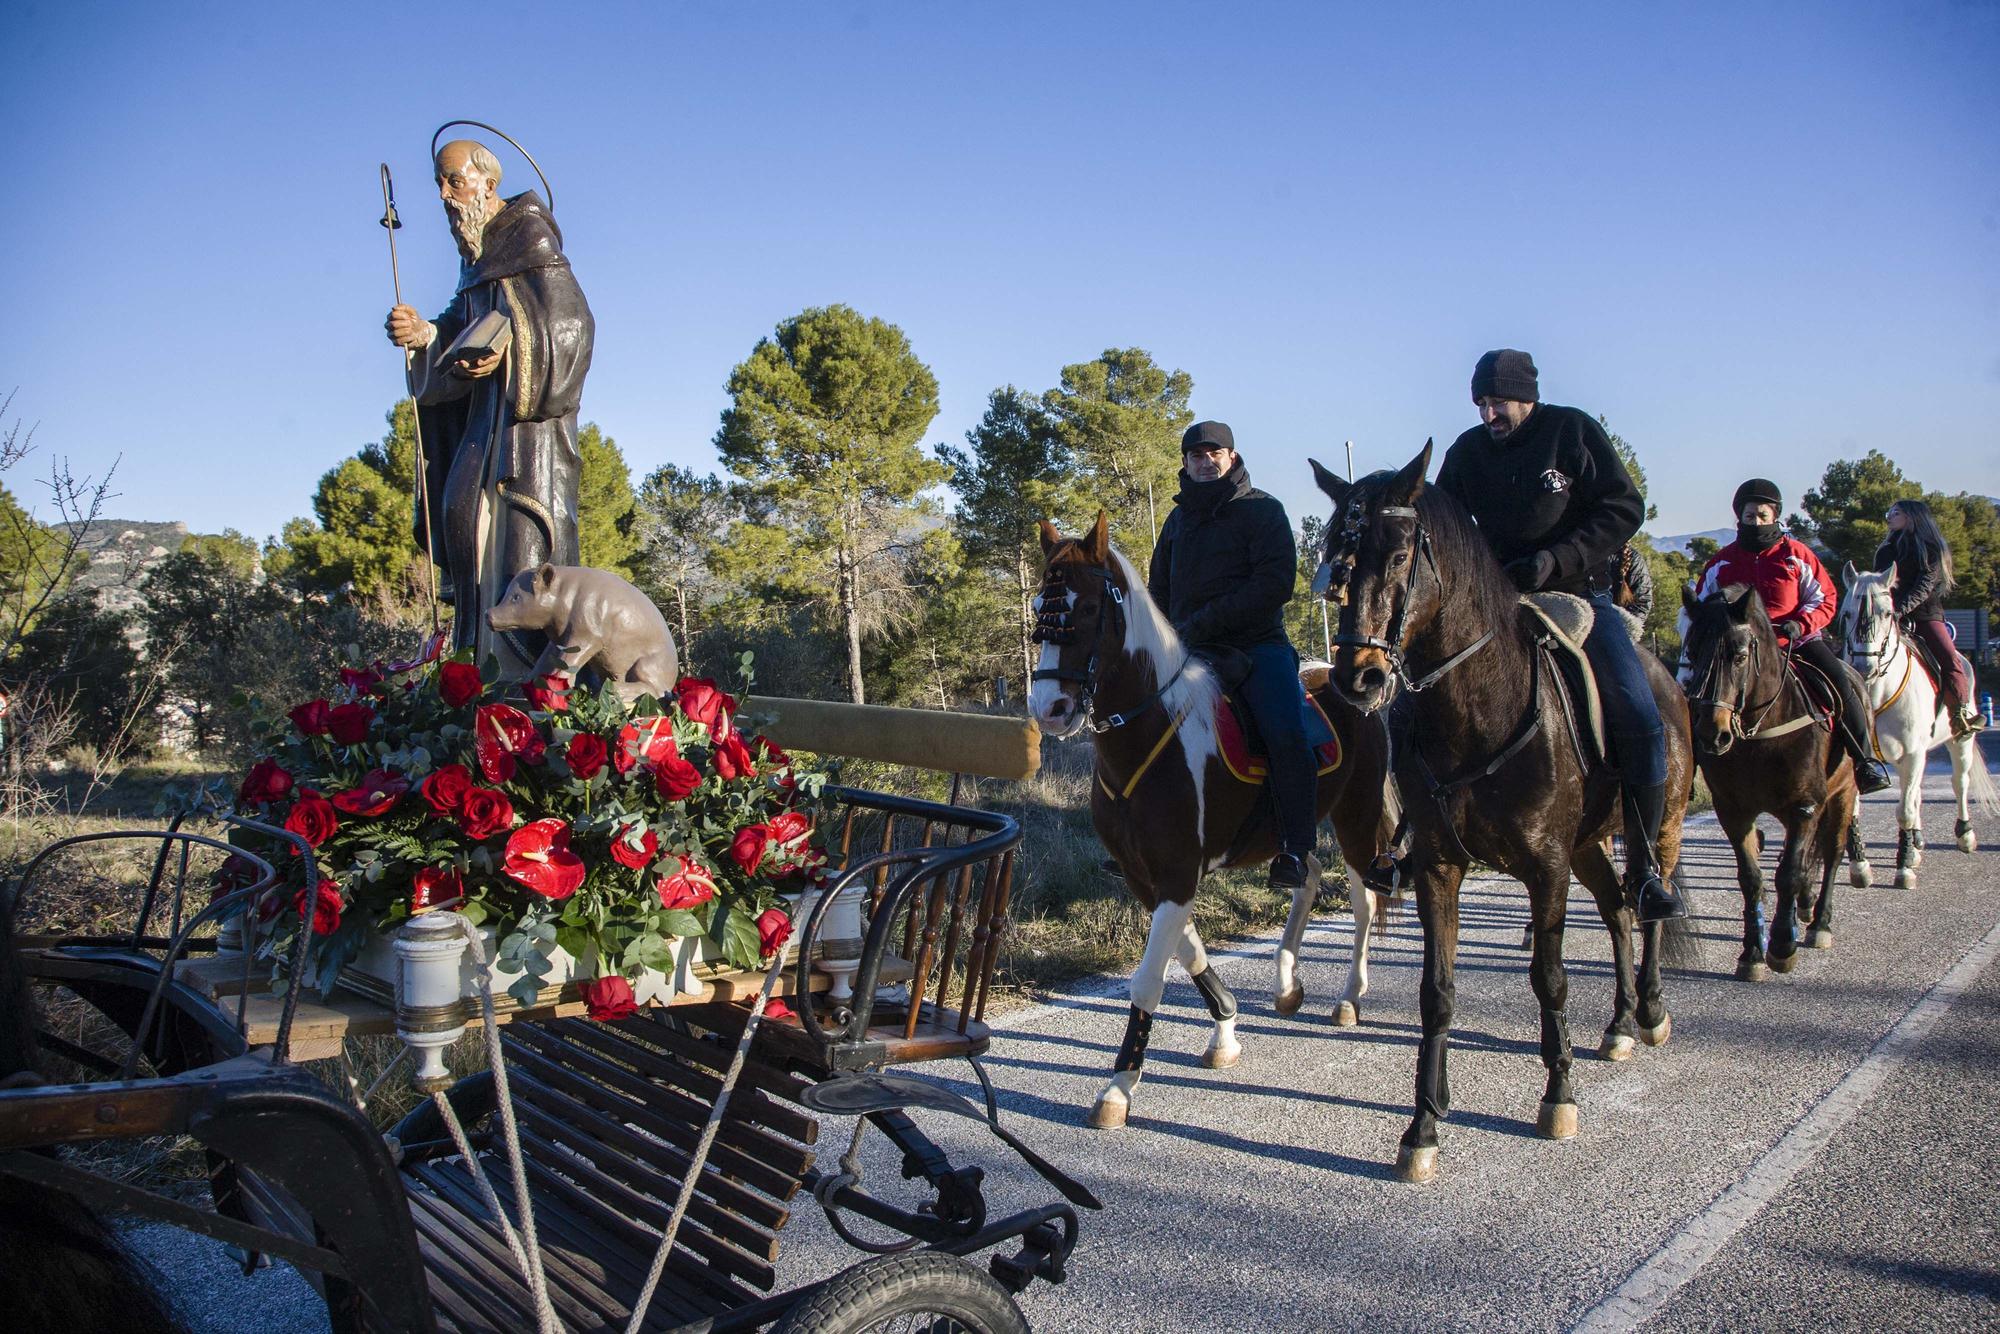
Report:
1681,583,1857,977
1310,444,1693,1184
1028,515,1395,1130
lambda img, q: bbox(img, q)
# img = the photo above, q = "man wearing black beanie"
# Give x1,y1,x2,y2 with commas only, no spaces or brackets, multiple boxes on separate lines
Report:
1434,350,1686,921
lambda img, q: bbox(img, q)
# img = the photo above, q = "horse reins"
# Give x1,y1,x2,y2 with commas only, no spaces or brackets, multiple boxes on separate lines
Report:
1687,628,1819,742
1320,499,1494,699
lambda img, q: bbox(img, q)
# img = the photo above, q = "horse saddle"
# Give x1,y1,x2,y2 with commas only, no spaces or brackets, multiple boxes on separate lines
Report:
1190,647,1341,786
1519,592,1640,769
1785,650,1842,722
1902,626,1945,694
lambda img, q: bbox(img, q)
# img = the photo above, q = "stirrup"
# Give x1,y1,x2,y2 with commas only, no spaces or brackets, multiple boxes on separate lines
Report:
1361,853,1408,897
1632,873,1686,923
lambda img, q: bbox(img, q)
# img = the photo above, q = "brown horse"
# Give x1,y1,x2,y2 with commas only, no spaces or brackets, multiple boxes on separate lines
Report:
1680,582,1856,977
1310,444,1694,1184
1028,515,1394,1130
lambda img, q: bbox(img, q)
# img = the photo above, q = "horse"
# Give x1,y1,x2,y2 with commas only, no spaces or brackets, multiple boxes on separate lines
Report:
1309,443,1692,1185
1680,582,1856,978
1027,514,1395,1131
1837,563,1999,888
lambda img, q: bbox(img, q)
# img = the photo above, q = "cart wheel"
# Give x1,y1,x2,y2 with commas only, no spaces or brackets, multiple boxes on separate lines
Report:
773,1251,1029,1334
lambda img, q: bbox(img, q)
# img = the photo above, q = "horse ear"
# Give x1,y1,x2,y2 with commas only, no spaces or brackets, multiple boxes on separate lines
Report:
1841,560,1859,591
1038,520,1063,557
1087,511,1110,562
1309,458,1349,507
1681,582,1699,615
1389,440,1433,505
1719,582,1750,610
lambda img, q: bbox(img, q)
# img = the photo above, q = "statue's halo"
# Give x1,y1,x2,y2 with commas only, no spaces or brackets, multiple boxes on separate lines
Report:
430,120,556,214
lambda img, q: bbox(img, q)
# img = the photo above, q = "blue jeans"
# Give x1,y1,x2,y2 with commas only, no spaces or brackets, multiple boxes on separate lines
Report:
1583,594,1666,787
1236,639,1318,855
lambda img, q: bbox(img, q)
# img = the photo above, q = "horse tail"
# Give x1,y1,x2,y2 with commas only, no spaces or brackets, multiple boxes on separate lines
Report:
1657,864,1702,969
1964,740,2000,816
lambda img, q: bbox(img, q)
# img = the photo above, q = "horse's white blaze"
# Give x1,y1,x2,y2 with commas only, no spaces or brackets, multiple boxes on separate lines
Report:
1026,588,1074,729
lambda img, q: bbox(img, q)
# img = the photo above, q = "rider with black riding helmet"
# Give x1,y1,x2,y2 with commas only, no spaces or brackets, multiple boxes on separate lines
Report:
1148,421,1319,889
1689,479,1895,793
1434,349,1687,921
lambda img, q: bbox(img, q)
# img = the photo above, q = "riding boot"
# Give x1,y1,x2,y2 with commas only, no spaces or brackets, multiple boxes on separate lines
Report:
1621,780,1686,922
1827,661,1894,794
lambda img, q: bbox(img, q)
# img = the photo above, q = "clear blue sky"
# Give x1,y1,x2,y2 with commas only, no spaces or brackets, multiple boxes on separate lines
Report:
3,2,1995,546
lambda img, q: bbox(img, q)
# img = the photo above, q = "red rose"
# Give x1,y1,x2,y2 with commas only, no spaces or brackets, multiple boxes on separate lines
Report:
614,717,678,776
339,665,384,695
421,763,475,815
751,735,790,768
287,700,332,736
410,865,465,914
283,791,339,849
676,677,737,739
580,974,639,1022
475,703,545,784
503,819,586,900
329,768,410,817
764,996,795,1020
438,661,484,708
524,673,571,712
239,758,293,805
328,702,376,745
386,630,448,675
458,787,516,840
565,733,608,780
654,754,702,801
756,907,792,958
211,852,266,898
610,825,659,870
655,856,718,911
712,731,756,782
295,878,345,936
729,823,770,875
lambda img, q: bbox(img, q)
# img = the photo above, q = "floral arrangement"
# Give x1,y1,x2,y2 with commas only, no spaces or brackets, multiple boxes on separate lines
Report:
223,635,831,1017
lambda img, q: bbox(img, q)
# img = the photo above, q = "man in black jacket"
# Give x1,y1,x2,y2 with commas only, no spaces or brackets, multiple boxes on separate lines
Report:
1435,350,1686,921
1149,421,1317,888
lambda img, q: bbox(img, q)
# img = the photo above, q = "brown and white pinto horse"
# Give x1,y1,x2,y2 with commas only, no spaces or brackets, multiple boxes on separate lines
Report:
1029,514,1393,1131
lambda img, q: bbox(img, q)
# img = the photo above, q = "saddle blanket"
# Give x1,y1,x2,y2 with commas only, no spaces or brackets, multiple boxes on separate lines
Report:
1215,689,1341,785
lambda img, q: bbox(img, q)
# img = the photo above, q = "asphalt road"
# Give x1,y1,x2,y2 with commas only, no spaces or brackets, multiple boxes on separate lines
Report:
135,745,2000,1331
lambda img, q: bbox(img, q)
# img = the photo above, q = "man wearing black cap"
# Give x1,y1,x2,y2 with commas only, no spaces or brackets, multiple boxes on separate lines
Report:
1435,350,1687,920
1149,421,1319,888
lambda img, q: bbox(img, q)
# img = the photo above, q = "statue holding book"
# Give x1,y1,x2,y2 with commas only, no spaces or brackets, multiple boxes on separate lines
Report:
384,138,594,679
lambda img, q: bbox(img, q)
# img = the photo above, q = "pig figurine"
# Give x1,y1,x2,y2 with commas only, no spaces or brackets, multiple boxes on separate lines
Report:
486,564,680,706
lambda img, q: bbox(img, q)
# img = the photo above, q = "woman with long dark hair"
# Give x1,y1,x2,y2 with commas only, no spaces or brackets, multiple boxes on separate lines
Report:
1876,498,1984,736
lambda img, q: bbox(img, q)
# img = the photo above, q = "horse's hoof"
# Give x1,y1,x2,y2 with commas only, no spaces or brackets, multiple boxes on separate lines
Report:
1849,865,1872,888
1598,1033,1635,1062
1273,984,1305,1016
1639,1014,1672,1047
1959,833,1978,854
1895,870,1917,891
1770,950,1798,974
1202,1044,1241,1070
1536,1101,1580,1140
1735,960,1771,983
1333,1000,1360,1027
1394,1145,1438,1184
1806,927,1833,950
1087,1097,1128,1130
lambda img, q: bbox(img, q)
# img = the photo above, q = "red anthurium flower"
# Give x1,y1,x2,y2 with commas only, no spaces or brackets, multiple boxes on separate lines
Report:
756,907,792,958
295,878,345,936
386,630,449,675
339,665,384,695
288,700,332,736
503,819,586,900
475,703,546,784
614,717,678,776
751,735,790,768
676,677,737,739
458,787,516,840
766,810,823,873
438,661,484,708
565,733,608,780
581,974,638,1022
421,763,474,815
712,731,756,781
283,790,339,849
329,768,410,817
239,758,293,805
610,825,659,870
327,702,376,745
655,856,718,910
523,672,572,712
729,823,770,875
410,866,465,914
654,754,702,801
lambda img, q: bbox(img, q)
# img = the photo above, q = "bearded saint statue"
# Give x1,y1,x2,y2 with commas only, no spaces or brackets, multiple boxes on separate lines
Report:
383,139,593,679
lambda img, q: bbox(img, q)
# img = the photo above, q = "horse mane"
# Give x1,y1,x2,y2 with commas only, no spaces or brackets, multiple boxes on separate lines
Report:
1106,548,1186,681
1410,481,1528,637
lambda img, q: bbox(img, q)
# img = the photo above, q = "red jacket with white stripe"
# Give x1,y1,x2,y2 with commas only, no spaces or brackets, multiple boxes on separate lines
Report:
1693,536,1838,647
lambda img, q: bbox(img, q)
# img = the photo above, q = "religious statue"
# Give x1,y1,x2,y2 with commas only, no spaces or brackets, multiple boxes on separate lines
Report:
384,138,594,679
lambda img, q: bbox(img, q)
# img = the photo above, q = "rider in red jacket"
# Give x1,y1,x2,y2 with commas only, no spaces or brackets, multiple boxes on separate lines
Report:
1687,478,1894,793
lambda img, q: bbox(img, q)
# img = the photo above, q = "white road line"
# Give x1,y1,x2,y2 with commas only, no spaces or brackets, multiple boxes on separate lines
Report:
1572,910,2000,1333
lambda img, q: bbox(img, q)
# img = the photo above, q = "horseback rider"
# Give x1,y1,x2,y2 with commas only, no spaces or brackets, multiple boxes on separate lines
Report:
1434,349,1687,921
1147,421,1319,889
1690,479,1896,793
1876,499,1985,737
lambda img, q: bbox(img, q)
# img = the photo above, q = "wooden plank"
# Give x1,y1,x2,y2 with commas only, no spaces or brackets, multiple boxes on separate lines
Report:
174,953,268,999
743,694,1042,779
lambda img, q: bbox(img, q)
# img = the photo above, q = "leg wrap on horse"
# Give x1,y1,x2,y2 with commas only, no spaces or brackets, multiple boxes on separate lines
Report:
1113,1005,1154,1074
1191,964,1238,1022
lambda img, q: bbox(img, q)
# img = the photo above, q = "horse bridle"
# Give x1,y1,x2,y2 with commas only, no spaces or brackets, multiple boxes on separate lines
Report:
1030,556,1186,733
1843,597,1897,684
1317,497,1493,698
1686,621,1807,741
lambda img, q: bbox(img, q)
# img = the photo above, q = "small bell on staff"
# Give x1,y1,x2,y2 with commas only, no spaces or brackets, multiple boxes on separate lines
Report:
394,911,471,1092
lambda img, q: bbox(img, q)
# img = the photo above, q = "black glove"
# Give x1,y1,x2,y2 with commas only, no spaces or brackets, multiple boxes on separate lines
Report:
1505,551,1557,593
1774,618,1804,642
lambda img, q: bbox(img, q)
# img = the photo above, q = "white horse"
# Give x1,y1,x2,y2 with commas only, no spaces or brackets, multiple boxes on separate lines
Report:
1838,564,1998,889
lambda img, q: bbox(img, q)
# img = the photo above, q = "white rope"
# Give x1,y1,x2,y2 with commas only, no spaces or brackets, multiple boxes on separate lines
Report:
623,950,788,1334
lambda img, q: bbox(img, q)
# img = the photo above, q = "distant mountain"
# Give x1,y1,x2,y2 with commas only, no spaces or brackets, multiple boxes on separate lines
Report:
58,518,190,618
1650,526,1732,557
